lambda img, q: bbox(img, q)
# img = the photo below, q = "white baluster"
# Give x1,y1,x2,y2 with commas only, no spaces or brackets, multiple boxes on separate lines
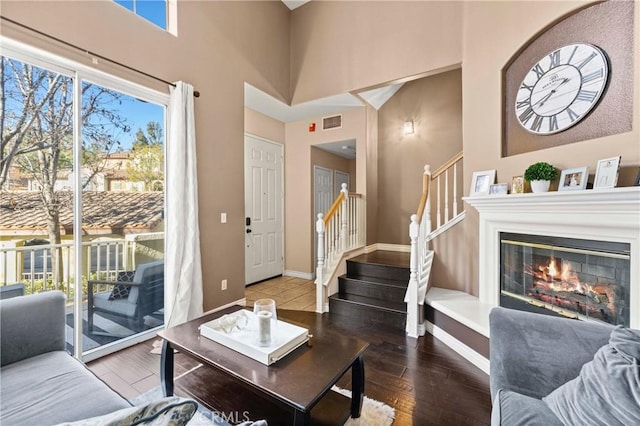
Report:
436,175,441,228
424,165,432,236
340,183,348,252
315,213,325,313
444,170,449,224
453,162,458,216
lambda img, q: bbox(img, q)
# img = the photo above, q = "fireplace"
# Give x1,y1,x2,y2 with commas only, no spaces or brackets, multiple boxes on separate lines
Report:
463,187,640,329
500,233,630,327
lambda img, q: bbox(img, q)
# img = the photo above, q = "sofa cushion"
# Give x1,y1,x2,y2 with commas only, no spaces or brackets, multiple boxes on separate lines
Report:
491,389,562,426
53,397,197,426
543,326,640,426
1,351,130,425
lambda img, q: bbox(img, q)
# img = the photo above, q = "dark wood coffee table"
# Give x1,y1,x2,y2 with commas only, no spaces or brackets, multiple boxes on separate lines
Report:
158,306,369,425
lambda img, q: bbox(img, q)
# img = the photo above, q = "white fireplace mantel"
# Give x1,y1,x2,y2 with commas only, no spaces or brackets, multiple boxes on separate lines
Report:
463,187,640,328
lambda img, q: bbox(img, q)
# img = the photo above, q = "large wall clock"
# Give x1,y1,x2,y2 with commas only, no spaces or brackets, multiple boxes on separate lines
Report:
515,43,609,135
502,1,633,157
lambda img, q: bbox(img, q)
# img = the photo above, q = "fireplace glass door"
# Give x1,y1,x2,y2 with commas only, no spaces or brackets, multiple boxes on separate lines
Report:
500,233,630,327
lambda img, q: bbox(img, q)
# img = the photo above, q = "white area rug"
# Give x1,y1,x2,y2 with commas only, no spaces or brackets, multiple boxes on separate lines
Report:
333,386,395,426
132,385,395,426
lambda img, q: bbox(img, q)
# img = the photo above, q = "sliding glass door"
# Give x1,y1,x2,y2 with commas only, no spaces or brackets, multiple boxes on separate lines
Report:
1,39,168,360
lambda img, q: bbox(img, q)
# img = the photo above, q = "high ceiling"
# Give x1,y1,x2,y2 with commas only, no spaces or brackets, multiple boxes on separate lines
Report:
281,1,310,10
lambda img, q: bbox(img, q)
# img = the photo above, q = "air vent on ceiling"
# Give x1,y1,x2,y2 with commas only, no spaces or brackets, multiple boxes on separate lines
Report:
322,114,342,130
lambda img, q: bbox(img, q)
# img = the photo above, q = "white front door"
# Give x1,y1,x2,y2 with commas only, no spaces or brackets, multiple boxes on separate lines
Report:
244,135,283,285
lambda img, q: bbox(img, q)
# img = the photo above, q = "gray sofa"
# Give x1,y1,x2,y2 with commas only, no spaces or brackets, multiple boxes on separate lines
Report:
0,291,197,426
489,306,640,425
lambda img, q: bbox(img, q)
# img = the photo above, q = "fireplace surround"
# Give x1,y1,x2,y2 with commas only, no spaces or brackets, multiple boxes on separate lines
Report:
464,187,640,329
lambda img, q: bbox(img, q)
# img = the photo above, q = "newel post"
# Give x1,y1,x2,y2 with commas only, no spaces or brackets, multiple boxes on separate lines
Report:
315,213,326,313
406,214,420,337
340,183,349,251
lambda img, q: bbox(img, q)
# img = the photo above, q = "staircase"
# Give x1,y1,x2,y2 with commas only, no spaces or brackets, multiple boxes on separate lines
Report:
329,251,410,330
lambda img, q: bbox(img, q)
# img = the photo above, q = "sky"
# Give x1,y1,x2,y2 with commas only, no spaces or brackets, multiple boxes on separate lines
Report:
117,95,165,150
111,0,167,150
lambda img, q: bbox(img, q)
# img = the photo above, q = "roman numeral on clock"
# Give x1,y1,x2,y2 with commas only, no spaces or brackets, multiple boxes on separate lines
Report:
566,107,579,122
576,52,597,70
532,64,545,78
520,82,534,92
576,89,597,102
530,114,543,132
516,99,530,110
582,68,604,84
549,115,559,132
518,106,535,124
548,50,561,69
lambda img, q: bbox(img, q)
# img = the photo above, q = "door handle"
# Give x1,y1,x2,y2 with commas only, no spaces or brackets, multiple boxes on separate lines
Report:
246,229,252,234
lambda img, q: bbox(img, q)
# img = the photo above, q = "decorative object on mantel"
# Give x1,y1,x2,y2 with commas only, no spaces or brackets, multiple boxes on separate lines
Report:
489,183,508,195
524,162,557,193
594,156,621,190
502,1,633,157
470,170,496,196
558,166,588,191
511,175,525,194
635,168,640,186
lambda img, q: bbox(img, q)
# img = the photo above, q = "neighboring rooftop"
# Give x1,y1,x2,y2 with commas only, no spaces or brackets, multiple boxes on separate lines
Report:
0,191,163,235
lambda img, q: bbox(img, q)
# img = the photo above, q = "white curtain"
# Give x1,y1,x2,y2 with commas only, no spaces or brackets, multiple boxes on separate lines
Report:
165,81,203,327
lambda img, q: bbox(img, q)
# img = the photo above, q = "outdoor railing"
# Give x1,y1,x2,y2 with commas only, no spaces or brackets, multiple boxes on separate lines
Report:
0,232,164,299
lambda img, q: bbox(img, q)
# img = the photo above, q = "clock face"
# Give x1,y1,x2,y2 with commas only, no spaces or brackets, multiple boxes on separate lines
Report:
514,43,609,135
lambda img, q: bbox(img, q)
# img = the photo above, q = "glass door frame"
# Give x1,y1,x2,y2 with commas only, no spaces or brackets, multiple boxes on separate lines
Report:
1,36,170,361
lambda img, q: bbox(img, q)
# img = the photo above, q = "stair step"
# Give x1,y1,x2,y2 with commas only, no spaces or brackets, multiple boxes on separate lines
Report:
329,294,406,330
346,257,410,281
338,275,407,302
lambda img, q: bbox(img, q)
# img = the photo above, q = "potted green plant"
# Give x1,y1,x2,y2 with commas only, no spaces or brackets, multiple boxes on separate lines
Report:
524,162,557,193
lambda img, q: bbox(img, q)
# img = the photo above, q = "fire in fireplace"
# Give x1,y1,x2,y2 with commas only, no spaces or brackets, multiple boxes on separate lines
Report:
500,233,631,327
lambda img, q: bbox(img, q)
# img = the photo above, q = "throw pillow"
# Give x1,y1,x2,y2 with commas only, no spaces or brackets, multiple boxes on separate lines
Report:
108,271,136,301
53,397,197,426
542,326,640,425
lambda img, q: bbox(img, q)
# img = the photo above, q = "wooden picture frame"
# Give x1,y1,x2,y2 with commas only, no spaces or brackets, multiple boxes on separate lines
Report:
470,170,496,196
511,176,524,194
558,167,588,191
594,156,621,189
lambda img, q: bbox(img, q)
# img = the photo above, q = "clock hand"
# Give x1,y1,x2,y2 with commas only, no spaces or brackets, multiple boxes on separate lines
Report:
536,78,570,107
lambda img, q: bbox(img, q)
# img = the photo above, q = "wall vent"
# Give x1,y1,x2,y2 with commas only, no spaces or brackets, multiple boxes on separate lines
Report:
322,114,342,130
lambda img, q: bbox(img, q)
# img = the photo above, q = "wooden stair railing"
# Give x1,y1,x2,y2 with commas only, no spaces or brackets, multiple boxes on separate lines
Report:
406,152,464,337
316,183,365,313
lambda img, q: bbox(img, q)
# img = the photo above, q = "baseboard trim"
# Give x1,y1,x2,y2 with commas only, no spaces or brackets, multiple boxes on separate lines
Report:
425,320,489,375
203,298,247,315
284,270,315,280
365,243,410,253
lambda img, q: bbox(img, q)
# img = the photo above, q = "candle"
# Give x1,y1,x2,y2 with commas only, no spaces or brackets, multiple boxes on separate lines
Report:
257,311,272,346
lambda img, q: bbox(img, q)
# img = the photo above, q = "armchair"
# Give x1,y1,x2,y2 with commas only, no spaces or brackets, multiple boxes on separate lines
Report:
88,260,164,334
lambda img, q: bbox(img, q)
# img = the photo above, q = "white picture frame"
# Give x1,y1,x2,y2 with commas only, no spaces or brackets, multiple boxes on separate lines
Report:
594,156,621,189
558,166,588,191
489,183,508,195
470,170,496,196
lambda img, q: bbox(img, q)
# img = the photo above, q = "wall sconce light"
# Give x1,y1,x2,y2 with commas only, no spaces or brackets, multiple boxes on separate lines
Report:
404,120,414,135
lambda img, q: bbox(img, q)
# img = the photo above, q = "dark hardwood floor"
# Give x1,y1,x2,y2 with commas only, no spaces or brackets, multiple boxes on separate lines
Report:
88,310,492,425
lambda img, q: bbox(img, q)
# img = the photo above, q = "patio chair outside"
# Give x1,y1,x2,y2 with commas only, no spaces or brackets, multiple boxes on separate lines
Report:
88,260,164,334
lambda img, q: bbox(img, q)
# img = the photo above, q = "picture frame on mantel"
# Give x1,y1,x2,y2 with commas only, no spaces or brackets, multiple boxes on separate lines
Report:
594,156,621,189
559,167,588,191
470,170,496,196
